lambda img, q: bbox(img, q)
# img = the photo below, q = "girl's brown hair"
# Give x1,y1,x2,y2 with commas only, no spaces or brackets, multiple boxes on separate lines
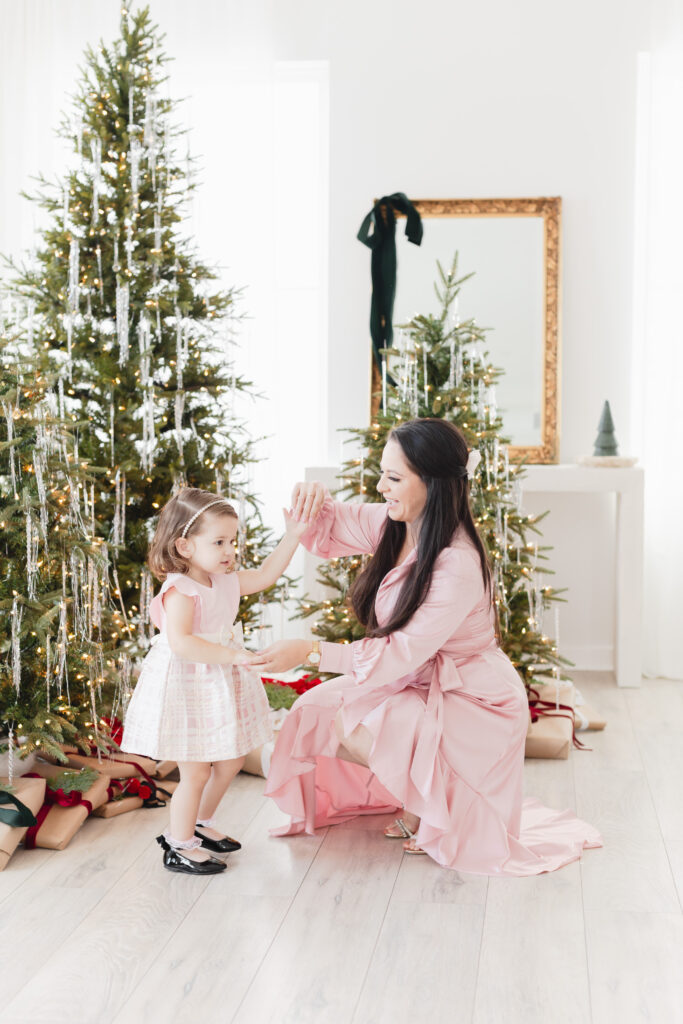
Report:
148,488,238,581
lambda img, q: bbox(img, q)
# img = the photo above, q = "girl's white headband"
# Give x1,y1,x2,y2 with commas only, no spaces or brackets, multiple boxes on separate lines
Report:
181,498,233,538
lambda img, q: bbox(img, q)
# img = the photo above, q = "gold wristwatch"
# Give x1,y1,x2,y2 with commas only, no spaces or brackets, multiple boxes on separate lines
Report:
307,639,321,666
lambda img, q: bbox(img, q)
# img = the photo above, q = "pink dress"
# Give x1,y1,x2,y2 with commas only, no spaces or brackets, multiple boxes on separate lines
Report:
121,572,271,762
265,496,602,876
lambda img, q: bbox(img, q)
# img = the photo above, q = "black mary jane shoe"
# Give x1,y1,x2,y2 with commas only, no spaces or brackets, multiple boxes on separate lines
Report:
194,828,242,853
156,835,226,875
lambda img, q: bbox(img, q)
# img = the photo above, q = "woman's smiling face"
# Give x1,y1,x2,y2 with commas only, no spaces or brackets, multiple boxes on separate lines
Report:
376,438,428,525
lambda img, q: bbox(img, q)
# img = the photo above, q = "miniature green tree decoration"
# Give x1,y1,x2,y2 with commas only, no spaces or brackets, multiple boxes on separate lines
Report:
593,401,619,456
3,4,280,659
298,255,567,693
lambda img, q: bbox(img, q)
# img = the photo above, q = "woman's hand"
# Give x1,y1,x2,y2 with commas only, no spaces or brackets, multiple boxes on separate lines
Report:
283,507,310,538
257,638,312,674
291,481,327,523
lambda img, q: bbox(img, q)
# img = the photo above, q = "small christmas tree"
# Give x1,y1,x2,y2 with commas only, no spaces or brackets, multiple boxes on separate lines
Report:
3,4,280,658
298,256,567,693
0,326,116,775
593,401,619,456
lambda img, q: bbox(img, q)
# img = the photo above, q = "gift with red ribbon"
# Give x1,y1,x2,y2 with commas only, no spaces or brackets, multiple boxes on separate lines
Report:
525,681,589,759
0,776,46,871
20,764,109,850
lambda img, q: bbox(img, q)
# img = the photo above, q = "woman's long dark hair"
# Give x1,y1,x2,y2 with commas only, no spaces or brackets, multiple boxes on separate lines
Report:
351,419,492,638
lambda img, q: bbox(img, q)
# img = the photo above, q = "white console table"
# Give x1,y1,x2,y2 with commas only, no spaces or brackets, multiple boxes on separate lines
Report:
521,465,644,688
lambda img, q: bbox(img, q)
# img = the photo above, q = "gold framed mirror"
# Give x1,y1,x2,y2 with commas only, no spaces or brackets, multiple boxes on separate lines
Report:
371,197,561,463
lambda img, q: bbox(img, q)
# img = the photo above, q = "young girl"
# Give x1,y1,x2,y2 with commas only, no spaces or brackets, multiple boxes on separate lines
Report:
121,487,305,875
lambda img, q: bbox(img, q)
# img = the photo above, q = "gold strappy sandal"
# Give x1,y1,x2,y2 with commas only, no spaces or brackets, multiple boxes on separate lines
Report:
383,818,426,854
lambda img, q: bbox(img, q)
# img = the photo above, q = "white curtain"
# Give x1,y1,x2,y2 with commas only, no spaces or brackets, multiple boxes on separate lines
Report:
633,0,683,679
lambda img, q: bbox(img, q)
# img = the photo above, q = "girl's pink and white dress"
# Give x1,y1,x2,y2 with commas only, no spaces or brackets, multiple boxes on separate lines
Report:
121,572,271,762
265,495,602,876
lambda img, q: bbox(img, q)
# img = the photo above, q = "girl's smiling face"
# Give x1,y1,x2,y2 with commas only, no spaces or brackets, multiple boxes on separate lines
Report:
175,512,239,581
376,438,427,526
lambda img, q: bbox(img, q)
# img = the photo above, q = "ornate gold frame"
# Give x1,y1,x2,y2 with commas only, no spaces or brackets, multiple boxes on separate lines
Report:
371,196,561,463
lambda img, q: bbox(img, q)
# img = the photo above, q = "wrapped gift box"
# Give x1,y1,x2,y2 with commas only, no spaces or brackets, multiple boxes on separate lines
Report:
573,688,607,731
525,681,576,760
94,795,144,818
156,779,178,796
0,776,46,871
574,703,606,731
64,751,158,780
23,764,109,850
525,714,573,759
154,760,177,779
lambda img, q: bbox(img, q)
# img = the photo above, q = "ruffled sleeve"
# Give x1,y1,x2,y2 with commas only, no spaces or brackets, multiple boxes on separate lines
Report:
319,547,485,683
300,492,390,559
149,573,203,631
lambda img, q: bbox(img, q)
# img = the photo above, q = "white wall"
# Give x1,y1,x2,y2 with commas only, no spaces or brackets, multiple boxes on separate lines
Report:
0,0,650,667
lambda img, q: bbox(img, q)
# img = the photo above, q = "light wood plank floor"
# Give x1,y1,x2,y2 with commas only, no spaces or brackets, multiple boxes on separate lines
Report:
1,673,682,1024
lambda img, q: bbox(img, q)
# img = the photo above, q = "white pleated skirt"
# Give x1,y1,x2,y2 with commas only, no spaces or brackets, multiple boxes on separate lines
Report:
121,633,272,762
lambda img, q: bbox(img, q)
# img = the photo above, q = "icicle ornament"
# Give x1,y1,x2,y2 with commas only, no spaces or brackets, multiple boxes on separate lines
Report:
96,246,104,304
130,138,142,211
116,282,130,364
2,400,17,494
7,728,14,787
174,391,185,460
112,469,127,547
26,509,39,599
91,135,102,225
125,220,135,274
68,237,80,313
11,597,23,694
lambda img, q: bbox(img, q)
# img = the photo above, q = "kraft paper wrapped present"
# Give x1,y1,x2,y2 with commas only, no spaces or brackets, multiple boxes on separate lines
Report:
94,795,144,818
574,703,606,731
573,688,607,731
525,680,576,760
525,714,573,760
154,760,177,779
156,778,179,796
22,764,109,850
0,776,46,871
64,751,158,780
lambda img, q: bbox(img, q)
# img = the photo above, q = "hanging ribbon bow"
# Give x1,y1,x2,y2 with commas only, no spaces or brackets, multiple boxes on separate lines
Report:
357,192,423,369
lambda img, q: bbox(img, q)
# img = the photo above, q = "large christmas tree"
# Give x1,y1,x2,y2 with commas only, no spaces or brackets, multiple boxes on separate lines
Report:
1,5,283,764
299,257,566,692
3,5,277,654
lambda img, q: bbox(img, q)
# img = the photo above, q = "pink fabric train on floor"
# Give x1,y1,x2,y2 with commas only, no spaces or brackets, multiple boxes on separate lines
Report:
265,495,602,875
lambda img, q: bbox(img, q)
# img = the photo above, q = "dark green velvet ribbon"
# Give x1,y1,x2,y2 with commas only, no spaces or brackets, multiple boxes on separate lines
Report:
0,789,38,828
357,192,423,368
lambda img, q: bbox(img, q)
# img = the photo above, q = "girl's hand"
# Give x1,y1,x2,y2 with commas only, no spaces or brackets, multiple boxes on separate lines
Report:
230,648,267,666
290,481,326,523
283,507,310,538
257,638,312,674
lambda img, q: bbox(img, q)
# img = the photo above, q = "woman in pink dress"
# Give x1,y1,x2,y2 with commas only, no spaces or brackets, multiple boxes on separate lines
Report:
259,419,601,875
